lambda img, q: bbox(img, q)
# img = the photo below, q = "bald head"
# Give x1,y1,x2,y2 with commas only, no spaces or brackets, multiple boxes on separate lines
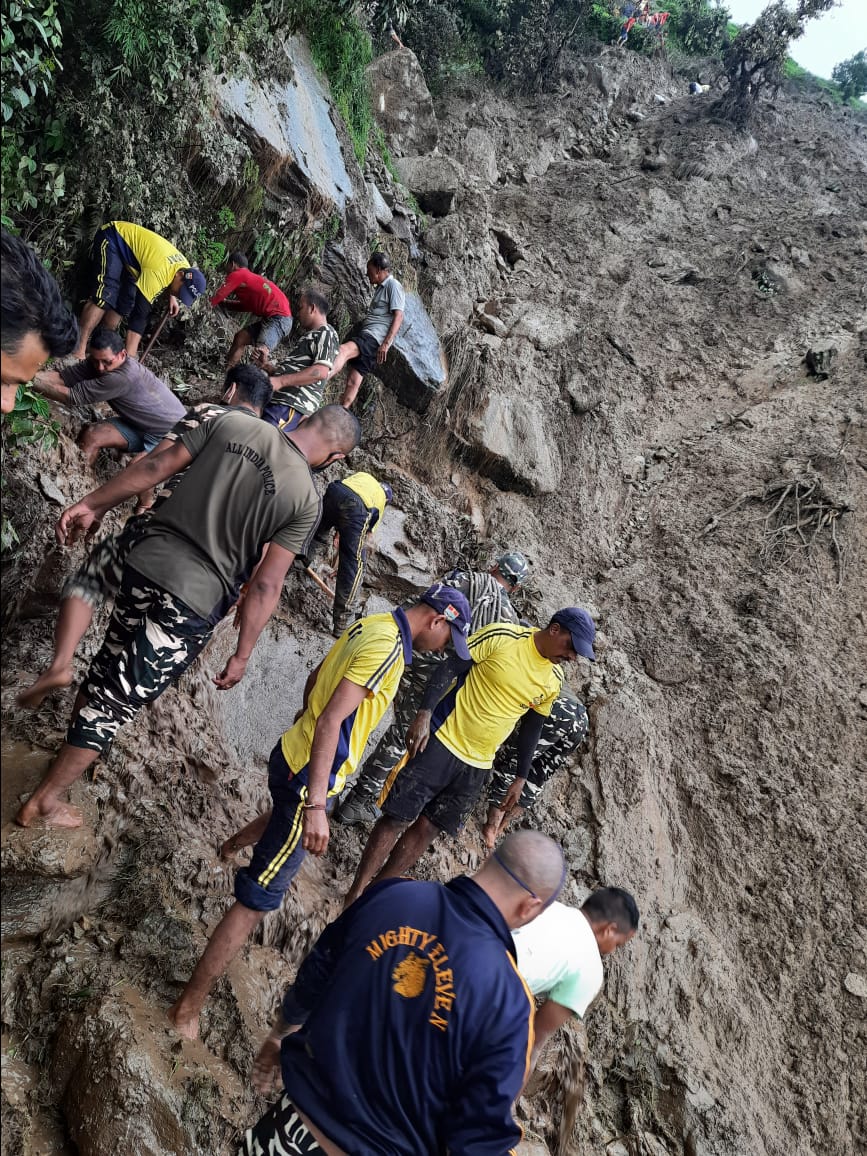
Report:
474,831,566,930
306,404,362,453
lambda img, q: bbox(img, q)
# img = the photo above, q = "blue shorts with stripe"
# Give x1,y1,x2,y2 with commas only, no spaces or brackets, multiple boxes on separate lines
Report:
235,743,314,913
88,225,152,334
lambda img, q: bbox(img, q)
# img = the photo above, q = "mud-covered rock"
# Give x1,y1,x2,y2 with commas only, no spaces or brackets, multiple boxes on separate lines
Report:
394,154,464,217
366,48,438,157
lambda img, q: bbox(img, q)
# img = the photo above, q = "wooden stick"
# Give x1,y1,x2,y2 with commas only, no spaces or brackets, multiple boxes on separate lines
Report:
139,310,171,365
306,566,335,600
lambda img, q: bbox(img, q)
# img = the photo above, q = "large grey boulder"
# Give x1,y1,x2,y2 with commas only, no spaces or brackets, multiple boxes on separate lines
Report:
378,291,447,413
367,48,438,157
214,36,353,210
454,389,563,495
394,154,464,217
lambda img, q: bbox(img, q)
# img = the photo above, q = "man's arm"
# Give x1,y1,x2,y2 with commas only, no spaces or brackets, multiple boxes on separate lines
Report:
269,363,330,391
528,998,573,1071
301,677,369,854
56,442,194,544
376,309,404,365
31,369,71,404
215,543,296,690
405,653,472,756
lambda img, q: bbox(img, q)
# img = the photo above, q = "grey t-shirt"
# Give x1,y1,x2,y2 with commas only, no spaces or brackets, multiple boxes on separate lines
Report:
361,276,406,343
61,357,186,435
127,410,322,620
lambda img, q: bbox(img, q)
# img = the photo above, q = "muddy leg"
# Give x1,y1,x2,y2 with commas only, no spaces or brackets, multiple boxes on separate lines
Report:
17,597,93,709
374,815,439,883
15,742,99,828
220,811,273,860
168,901,265,1040
481,803,506,850
343,814,407,908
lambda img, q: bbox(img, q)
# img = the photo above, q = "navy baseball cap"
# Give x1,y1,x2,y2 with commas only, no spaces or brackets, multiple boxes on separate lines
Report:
178,268,207,307
420,583,472,660
551,607,596,661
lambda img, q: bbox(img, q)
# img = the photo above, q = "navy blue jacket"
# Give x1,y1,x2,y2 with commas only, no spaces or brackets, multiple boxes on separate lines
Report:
280,875,533,1155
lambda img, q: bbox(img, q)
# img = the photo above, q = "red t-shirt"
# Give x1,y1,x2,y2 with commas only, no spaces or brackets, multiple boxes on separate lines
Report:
210,270,292,318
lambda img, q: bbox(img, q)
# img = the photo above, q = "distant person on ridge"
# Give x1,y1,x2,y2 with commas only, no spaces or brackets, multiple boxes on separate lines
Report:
209,251,294,367
328,252,405,410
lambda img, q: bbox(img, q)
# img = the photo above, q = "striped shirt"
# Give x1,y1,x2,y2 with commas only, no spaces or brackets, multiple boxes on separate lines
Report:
432,623,563,769
281,610,413,796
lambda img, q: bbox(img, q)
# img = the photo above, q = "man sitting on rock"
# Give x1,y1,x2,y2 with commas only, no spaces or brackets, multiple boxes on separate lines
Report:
16,365,273,711
513,886,639,1070
73,221,206,360
343,607,595,908
482,682,589,848
308,470,393,637
15,405,361,831
30,326,187,464
0,229,78,414
337,551,530,827
328,252,405,410
167,583,472,1040
258,288,339,433
209,251,293,367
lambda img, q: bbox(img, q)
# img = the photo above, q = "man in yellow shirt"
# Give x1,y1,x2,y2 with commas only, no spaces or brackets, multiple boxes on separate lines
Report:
344,607,596,907
309,470,393,636
73,222,206,360
168,583,472,1040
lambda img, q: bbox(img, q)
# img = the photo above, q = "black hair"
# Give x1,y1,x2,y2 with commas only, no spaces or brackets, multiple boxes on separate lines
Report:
307,403,362,452
228,251,249,268
582,887,640,933
299,287,330,315
0,229,79,357
224,363,272,412
367,251,391,272
89,327,125,354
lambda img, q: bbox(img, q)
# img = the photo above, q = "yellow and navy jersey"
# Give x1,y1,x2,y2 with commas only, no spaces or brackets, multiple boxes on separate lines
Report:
341,471,388,526
111,222,188,303
281,610,412,796
432,622,564,769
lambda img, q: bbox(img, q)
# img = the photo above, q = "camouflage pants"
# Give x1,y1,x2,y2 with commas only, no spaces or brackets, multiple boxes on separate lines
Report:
487,696,589,812
236,1094,323,1155
62,513,151,609
346,654,441,804
66,566,214,754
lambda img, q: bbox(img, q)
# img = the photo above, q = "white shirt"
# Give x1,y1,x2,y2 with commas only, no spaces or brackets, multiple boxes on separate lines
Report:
512,902,603,1018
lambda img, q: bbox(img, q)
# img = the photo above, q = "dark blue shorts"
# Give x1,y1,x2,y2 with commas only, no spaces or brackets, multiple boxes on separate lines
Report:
263,402,305,433
89,225,152,334
381,735,489,837
345,325,381,377
235,744,331,912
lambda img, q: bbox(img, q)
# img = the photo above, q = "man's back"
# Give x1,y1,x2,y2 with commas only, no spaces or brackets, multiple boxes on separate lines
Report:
60,357,186,434
281,875,533,1155
127,410,320,621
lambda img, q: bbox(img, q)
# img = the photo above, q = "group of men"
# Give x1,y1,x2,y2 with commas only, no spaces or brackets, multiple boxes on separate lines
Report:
2,227,640,1154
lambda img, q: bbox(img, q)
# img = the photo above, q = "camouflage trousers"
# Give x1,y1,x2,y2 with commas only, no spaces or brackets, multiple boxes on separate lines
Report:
488,695,589,812
62,513,151,609
66,566,214,754
345,655,441,805
237,1095,323,1155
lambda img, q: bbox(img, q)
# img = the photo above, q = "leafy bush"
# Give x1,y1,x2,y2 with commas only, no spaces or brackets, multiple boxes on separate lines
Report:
832,50,867,101
4,385,61,451
666,0,730,56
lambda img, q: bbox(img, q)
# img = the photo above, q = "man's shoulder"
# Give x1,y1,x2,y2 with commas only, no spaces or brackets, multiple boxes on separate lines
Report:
469,621,530,651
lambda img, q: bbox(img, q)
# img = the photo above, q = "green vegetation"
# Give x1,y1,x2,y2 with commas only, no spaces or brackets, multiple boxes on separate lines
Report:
831,50,867,102
299,1,374,163
4,386,60,452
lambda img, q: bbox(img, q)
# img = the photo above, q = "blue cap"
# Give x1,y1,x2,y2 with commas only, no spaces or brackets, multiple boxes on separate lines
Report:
420,583,472,660
551,607,596,661
178,268,207,307
382,482,393,504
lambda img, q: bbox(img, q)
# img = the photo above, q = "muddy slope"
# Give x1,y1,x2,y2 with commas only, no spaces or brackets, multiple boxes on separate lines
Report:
2,47,866,1156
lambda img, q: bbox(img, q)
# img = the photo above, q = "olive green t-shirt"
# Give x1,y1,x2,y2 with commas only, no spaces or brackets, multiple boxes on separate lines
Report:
127,410,321,620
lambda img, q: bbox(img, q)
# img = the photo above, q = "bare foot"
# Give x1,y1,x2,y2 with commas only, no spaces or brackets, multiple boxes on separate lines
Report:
15,799,83,829
481,824,499,851
16,665,74,710
167,1001,199,1041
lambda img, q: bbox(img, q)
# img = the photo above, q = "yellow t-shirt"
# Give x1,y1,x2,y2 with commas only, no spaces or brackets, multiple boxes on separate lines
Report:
281,611,411,796
432,624,563,769
342,471,388,525
112,221,188,303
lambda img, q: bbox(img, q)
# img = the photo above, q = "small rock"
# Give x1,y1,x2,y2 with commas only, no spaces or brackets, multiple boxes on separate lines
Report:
844,972,867,998
38,472,68,506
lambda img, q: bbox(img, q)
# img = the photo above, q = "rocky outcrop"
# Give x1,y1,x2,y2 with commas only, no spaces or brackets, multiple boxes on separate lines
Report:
214,36,354,209
394,154,464,217
366,48,438,156
378,291,448,412
454,386,563,495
